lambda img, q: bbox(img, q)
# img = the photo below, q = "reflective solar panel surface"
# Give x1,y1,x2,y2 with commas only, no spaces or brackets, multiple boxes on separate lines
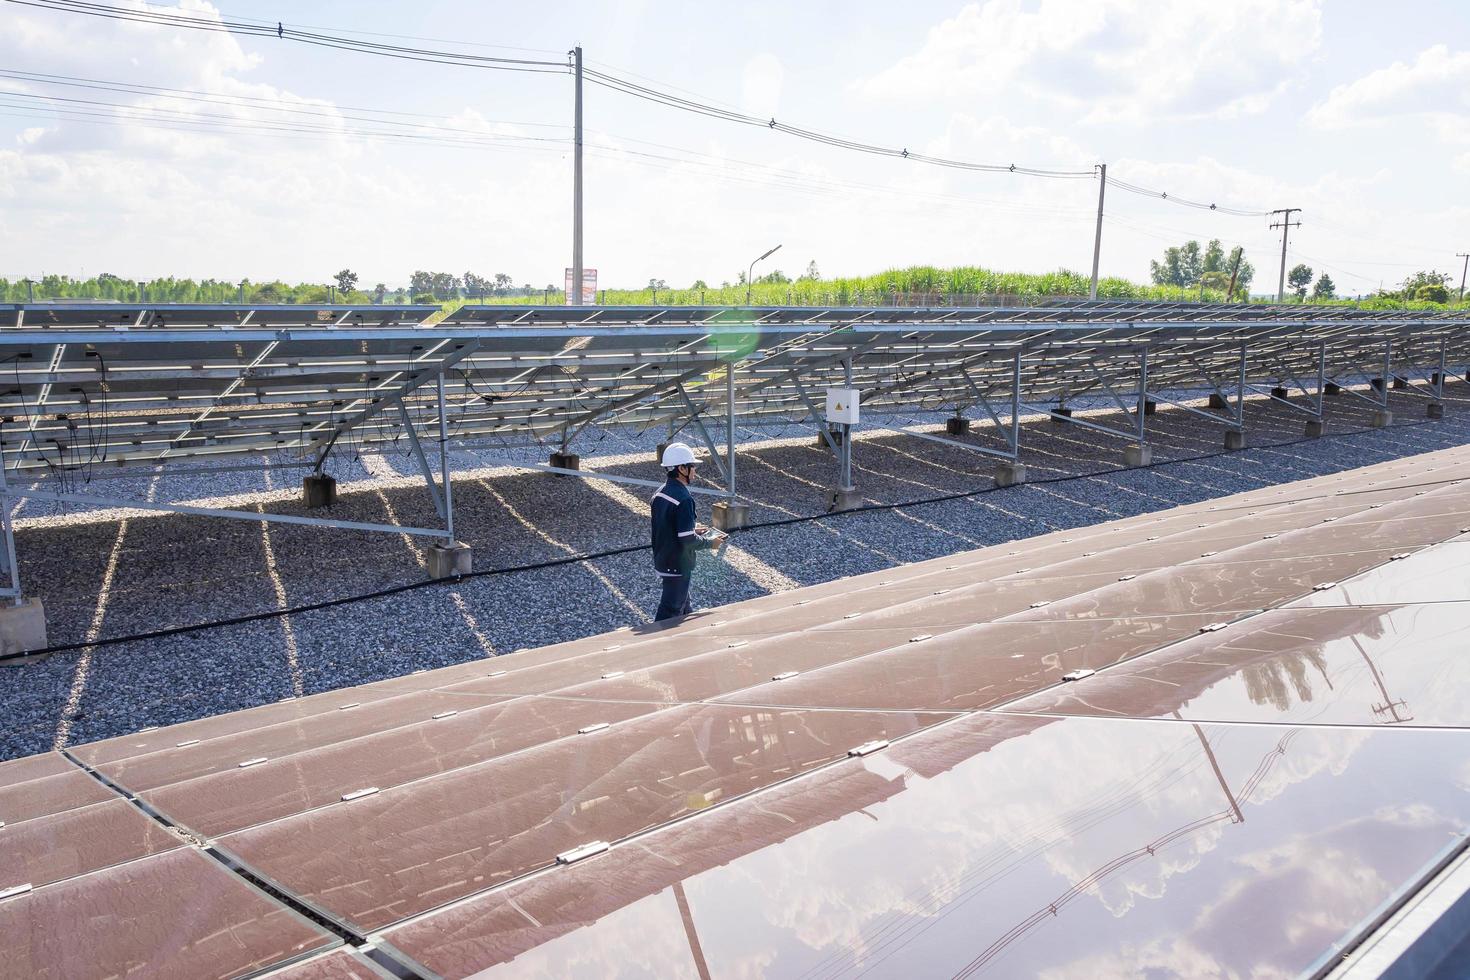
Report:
5,443,1469,976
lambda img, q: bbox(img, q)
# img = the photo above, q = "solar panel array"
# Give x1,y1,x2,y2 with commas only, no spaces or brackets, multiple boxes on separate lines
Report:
2,300,1467,476
4,444,1469,976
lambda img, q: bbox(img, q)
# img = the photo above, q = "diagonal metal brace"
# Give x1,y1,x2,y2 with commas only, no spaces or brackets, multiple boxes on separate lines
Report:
674,383,729,483
311,341,481,471
794,380,842,454
396,402,446,519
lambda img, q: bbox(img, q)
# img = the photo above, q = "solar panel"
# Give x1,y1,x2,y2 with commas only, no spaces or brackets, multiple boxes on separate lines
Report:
0,848,338,978
377,714,1470,979
5,435,1469,975
1002,602,1470,728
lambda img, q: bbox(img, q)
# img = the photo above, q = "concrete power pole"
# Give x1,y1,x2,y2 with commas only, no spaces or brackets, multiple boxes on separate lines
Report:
570,45,584,307
1088,163,1106,301
1457,252,1469,302
1269,208,1302,303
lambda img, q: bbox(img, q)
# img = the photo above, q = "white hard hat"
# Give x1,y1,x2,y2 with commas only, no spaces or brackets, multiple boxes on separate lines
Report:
661,442,700,467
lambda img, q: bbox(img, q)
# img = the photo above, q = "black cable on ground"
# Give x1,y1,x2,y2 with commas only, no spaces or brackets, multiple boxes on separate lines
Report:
0,415,1449,664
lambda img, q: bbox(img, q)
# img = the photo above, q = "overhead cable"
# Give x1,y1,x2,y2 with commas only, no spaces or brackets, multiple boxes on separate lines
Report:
9,0,1277,215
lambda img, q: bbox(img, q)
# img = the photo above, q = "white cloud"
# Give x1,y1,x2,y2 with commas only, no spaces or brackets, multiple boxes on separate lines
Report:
741,53,784,118
1308,45,1470,144
856,0,1323,123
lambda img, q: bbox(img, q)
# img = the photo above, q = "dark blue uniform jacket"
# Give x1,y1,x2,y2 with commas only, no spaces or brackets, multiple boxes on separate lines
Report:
651,477,699,577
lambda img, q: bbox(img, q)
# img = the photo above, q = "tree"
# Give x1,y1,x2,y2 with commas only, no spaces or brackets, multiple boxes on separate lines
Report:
1287,264,1313,299
1310,274,1336,300
1394,270,1452,303
802,260,820,281
409,271,433,296
691,279,708,289
647,278,667,290
333,269,358,293
372,283,387,303
1149,241,1202,287
493,273,512,294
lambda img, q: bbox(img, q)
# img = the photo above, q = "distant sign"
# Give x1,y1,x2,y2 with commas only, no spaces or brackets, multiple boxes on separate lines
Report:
564,268,598,305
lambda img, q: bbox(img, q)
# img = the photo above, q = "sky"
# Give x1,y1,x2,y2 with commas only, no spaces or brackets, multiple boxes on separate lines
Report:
1,0,1468,295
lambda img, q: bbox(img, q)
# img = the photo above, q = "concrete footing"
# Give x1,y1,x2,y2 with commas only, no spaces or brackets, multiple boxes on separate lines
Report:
1432,372,1443,386
1140,400,1157,416
1370,378,1385,392
1304,420,1325,438
1050,407,1073,422
1208,393,1228,410
1124,445,1153,467
0,598,47,656
1224,430,1247,451
1428,402,1445,420
826,487,862,513
1370,410,1394,428
1325,382,1342,396
302,473,337,508
1271,386,1290,400
548,451,580,472
711,500,750,531
1392,377,1408,390
993,462,1027,487
427,542,472,579
655,442,669,465
945,417,971,435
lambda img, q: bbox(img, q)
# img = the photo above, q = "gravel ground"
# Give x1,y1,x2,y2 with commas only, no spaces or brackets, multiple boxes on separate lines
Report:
3,381,1469,760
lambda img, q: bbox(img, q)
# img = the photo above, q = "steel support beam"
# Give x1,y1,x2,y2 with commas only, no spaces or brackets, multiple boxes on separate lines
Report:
4,488,451,538
396,402,446,520
309,341,480,471
436,370,455,545
674,383,729,484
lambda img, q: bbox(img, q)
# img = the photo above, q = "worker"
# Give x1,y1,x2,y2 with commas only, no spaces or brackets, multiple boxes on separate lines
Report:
650,442,722,621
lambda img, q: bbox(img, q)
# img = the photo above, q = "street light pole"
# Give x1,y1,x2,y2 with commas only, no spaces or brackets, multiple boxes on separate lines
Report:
1457,252,1469,302
746,244,782,305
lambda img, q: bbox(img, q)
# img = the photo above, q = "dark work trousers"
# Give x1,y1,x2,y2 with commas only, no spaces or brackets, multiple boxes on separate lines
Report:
655,573,693,622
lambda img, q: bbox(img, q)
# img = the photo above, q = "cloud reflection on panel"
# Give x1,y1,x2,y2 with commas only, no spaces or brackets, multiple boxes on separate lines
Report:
382,712,1469,978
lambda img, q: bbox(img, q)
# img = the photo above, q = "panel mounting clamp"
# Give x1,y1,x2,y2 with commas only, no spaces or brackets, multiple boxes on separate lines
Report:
847,739,890,757
557,840,610,865
1062,669,1096,682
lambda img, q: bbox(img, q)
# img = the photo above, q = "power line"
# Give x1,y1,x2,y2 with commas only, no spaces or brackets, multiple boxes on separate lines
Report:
4,0,569,71
8,0,1276,218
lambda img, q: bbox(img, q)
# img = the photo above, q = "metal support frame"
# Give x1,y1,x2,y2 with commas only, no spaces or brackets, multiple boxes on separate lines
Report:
396,402,446,520
310,341,480,472
794,381,842,455
1437,338,1447,402
674,383,729,484
956,357,1022,460
725,364,737,500
1136,348,1148,447
0,462,21,603
1381,341,1392,409
435,370,455,545
1041,351,1149,446
839,357,855,491
2,487,452,538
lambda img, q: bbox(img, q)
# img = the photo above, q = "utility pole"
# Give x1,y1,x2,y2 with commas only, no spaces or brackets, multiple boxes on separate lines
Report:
1457,252,1469,302
1269,208,1302,303
1089,163,1106,301
570,45,584,306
